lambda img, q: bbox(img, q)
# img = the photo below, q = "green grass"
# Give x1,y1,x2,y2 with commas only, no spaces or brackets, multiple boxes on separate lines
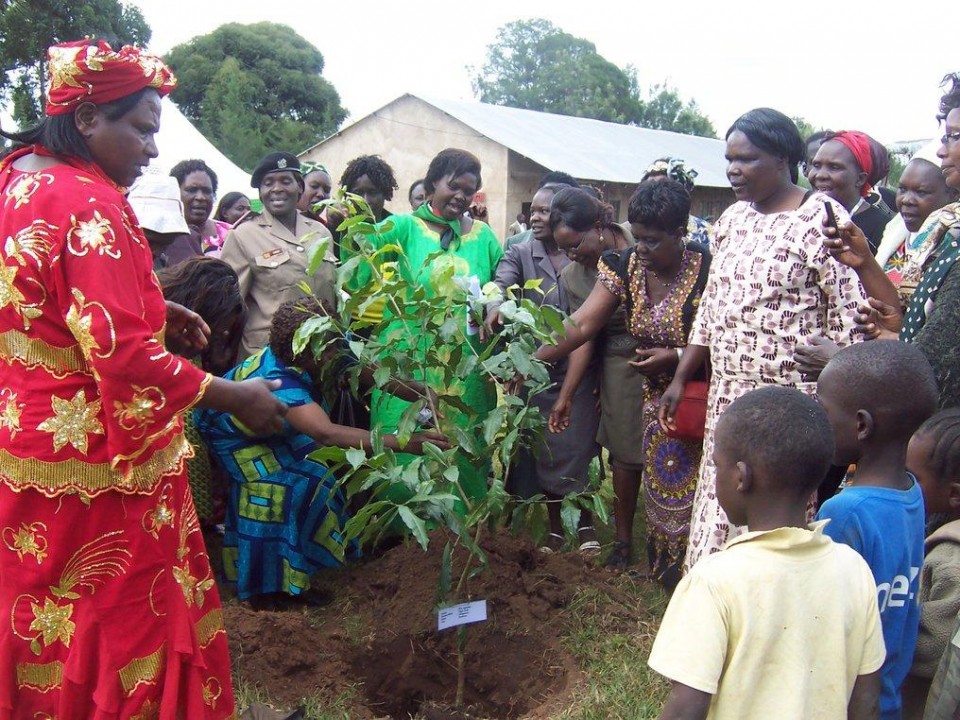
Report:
554,581,670,720
232,674,359,720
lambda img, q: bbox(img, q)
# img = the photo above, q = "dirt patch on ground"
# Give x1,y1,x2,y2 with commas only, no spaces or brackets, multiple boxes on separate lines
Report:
224,530,638,719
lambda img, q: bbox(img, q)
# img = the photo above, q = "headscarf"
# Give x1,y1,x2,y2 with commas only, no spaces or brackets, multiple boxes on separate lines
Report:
300,161,329,177
642,157,698,192
830,131,874,198
45,39,176,115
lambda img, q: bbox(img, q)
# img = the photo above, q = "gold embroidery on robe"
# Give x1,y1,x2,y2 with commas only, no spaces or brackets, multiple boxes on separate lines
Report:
119,643,166,696
27,598,75,650
37,389,104,454
0,432,191,497
15,660,63,692
65,288,117,365
195,608,225,649
130,699,161,720
0,328,88,377
202,677,222,709
171,490,215,608
114,386,167,439
12,530,131,655
0,389,24,439
141,483,174,540
0,262,26,316
5,219,57,267
3,521,48,563
66,211,120,260
5,172,54,210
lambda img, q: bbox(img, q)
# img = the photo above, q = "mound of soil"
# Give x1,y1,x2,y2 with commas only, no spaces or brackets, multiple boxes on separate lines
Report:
224,531,633,719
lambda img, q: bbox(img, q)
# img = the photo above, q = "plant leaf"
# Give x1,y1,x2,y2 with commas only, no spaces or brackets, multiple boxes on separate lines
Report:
398,506,430,551
345,447,366,469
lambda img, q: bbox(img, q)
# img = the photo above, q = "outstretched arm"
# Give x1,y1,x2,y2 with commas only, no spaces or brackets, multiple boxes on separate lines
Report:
286,401,447,455
822,218,900,311
536,282,619,363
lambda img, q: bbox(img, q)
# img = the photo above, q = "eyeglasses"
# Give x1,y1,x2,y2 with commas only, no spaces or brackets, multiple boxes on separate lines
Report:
941,131,960,145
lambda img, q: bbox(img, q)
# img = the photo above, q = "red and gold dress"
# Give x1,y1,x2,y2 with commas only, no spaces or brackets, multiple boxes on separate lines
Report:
0,146,235,718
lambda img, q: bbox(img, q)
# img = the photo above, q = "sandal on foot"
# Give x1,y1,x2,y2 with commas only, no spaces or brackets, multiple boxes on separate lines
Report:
604,541,631,570
577,526,601,555
539,532,565,554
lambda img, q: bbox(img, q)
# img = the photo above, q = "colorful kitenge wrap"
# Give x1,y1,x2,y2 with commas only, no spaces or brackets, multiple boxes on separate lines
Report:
597,244,710,582
354,213,503,503
194,347,357,600
0,145,233,718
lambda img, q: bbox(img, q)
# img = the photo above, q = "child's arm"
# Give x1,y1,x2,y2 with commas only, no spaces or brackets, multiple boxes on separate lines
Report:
658,682,711,720
847,671,880,720
286,401,447,455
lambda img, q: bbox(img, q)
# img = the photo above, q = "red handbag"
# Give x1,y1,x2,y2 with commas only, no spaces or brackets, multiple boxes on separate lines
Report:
666,380,709,441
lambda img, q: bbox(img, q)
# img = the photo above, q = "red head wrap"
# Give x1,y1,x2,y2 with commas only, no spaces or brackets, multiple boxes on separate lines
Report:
45,40,176,116
830,131,874,198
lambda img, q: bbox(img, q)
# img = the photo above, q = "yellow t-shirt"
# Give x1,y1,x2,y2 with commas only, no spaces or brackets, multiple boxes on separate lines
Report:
649,522,885,719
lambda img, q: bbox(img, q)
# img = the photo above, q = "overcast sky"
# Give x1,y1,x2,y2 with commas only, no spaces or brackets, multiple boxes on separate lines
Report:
137,0,951,146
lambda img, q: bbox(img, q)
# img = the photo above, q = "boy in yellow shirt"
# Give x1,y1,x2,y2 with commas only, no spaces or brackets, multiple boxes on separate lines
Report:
649,386,885,720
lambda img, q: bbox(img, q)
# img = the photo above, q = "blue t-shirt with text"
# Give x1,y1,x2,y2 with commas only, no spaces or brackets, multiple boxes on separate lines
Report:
816,476,924,720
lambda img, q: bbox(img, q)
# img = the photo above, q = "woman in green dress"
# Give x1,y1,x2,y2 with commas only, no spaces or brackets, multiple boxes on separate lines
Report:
357,149,503,501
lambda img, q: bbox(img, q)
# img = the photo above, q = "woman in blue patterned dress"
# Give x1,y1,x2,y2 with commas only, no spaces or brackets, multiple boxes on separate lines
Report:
195,299,445,607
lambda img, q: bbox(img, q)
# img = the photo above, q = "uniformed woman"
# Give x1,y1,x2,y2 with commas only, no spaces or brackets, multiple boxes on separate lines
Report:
220,152,338,361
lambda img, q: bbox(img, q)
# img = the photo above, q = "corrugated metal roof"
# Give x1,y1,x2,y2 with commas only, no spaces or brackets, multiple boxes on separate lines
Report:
418,95,730,188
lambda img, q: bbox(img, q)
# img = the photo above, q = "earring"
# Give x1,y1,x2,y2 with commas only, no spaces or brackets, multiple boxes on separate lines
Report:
598,232,605,248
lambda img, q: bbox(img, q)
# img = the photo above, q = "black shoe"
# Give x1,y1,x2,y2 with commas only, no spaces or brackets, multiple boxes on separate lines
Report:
604,541,631,570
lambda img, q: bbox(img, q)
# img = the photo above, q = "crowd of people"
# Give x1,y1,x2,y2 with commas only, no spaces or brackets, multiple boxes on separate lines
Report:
1,37,959,718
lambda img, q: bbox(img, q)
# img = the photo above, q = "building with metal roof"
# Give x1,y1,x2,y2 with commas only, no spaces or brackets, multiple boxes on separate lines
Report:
301,94,733,238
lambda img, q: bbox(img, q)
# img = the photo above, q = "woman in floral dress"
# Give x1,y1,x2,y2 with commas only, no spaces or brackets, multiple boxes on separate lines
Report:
660,108,868,571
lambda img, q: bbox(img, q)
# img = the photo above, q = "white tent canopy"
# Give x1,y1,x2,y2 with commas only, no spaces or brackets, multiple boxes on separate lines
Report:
148,97,251,198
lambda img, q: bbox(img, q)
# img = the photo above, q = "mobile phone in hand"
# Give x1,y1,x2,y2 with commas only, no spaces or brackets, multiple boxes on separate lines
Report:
823,200,839,234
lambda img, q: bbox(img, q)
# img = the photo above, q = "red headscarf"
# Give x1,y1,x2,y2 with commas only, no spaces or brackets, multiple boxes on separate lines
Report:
830,131,874,198
45,40,176,116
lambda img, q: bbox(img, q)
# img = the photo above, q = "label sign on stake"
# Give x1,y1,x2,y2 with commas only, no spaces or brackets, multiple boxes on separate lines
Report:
437,600,487,631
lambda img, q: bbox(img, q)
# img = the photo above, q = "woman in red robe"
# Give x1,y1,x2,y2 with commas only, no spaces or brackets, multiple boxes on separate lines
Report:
0,40,286,718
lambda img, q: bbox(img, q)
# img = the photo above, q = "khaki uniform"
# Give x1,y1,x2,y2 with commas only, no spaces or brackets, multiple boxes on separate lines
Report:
221,209,336,360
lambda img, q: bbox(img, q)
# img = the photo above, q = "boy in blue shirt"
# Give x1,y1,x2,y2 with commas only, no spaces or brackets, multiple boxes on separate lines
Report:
817,340,939,719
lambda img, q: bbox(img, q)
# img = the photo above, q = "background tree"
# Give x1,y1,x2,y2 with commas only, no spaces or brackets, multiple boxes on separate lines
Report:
0,0,150,127
639,83,716,137
165,22,346,171
471,19,714,137
792,115,824,142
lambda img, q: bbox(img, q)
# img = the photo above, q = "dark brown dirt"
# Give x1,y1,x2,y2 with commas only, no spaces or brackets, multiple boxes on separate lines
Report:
224,530,634,719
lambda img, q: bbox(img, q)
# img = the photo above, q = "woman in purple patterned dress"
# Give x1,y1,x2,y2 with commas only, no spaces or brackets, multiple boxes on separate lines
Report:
659,108,868,572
